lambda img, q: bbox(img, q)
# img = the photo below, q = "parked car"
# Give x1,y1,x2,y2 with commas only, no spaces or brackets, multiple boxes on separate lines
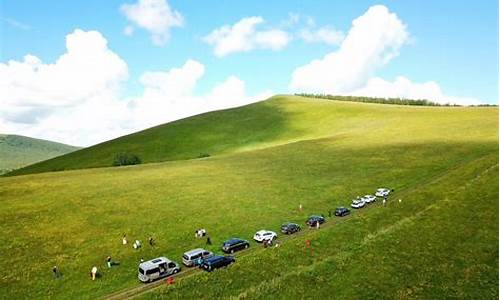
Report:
281,222,301,234
200,255,235,272
375,188,391,197
362,195,377,203
253,230,277,242
222,238,250,254
182,248,213,267
351,199,365,209
138,257,180,283
334,207,350,217
306,215,325,226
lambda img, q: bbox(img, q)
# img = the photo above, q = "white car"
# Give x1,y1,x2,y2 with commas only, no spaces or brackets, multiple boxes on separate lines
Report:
253,230,277,242
351,199,365,209
362,195,377,203
375,188,391,197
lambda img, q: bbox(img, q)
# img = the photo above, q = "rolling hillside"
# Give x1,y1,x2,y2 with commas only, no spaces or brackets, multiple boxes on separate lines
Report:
0,134,80,174
0,95,497,299
7,95,498,176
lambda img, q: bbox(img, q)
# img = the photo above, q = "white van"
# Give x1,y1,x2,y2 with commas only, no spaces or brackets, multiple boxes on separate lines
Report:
182,248,213,267
138,257,180,283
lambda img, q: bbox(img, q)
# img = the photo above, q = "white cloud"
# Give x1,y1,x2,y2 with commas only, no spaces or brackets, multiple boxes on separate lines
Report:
123,25,134,36
299,26,344,45
1,17,31,30
289,5,482,105
120,0,183,46
0,29,271,146
290,5,409,93
203,16,291,57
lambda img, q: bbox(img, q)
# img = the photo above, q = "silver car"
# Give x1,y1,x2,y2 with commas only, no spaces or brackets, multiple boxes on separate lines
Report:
182,248,213,267
138,257,180,283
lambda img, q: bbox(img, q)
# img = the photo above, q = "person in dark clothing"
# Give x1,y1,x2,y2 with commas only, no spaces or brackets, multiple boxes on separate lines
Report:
107,256,112,268
149,237,155,247
206,236,212,245
53,266,60,278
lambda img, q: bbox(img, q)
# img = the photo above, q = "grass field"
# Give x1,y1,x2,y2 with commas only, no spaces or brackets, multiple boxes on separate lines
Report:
0,134,79,174
0,96,497,299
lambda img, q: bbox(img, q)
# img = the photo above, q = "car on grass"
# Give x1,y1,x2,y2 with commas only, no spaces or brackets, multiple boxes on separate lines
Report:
375,188,391,197
281,222,301,234
253,230,277,242
306,215,325,226
200,255,235,272
182,248,213,267
334,207,350,217
222,238,250,254
351,199,365,209
362,195,377,203
138,257,180,283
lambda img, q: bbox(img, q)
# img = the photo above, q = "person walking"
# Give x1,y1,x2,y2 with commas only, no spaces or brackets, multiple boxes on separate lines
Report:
316,220,320,230
383,198,387,206
299,203,303,211
91,266,98,280
149,236,155,247
206,235,212,245
107,256,112,268
122,235,127,245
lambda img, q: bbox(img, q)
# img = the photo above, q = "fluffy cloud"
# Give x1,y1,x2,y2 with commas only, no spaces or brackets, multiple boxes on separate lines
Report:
289,5,479,105
120,0,183,45
0,29,271,146
203,16,291,57
290,5,409,93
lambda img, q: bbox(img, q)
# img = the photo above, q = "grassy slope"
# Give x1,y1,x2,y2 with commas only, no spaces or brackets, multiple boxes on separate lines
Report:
11,94,497,176
0,134,80,174
0,96,497,299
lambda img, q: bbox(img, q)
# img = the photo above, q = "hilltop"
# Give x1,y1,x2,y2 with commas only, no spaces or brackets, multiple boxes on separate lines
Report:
7,95,498,176
0,134,80,174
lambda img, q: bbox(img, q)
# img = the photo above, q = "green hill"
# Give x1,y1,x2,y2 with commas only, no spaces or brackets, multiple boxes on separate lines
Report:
0,95,497,299
7,95,498,176
0,134,80,174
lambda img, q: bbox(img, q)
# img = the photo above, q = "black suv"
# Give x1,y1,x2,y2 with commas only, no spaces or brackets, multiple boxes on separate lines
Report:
222,238,250,254
201,255,235,272
334,207,350,217
281,222,301,234
306,215,325,226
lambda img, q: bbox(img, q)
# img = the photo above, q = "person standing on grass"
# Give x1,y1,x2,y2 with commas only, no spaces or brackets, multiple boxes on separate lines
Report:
383,198,387,206
299,203,303,211
52,266,60,279
316,220,320,230
206,235,212,245
149,236,155,247
122,235,127,245
91,266,98,280
107,256,112,268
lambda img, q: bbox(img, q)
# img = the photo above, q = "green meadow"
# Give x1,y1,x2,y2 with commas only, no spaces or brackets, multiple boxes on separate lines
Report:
0,96,497,299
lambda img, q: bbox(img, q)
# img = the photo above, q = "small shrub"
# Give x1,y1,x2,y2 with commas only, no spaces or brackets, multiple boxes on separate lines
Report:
113,153,141,166
198,153,210,158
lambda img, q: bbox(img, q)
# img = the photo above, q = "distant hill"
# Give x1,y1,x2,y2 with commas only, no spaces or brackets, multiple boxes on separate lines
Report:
6,94,498,176
0,134,80,174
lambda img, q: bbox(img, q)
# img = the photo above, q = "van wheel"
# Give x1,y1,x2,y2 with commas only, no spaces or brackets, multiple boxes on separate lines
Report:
173,269,179,274
230,249,235,254
244,244,249,249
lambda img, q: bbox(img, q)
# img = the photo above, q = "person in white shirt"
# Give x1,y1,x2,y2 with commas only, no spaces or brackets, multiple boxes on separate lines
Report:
91,266,98,280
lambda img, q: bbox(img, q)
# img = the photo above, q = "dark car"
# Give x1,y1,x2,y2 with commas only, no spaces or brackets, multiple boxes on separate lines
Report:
200,255,235,272
306,215,325,226
221,238,250,254
334,207,350,217
281,222,301,234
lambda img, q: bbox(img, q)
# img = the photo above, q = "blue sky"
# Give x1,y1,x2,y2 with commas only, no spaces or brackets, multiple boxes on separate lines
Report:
0,0,498,146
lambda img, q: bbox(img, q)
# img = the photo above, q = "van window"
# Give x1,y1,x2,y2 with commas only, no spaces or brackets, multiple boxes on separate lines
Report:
168,262,176,268
203,251,209,256
138,268,145,275
183,255,189,260
146,267,159,275
192,253,200,259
